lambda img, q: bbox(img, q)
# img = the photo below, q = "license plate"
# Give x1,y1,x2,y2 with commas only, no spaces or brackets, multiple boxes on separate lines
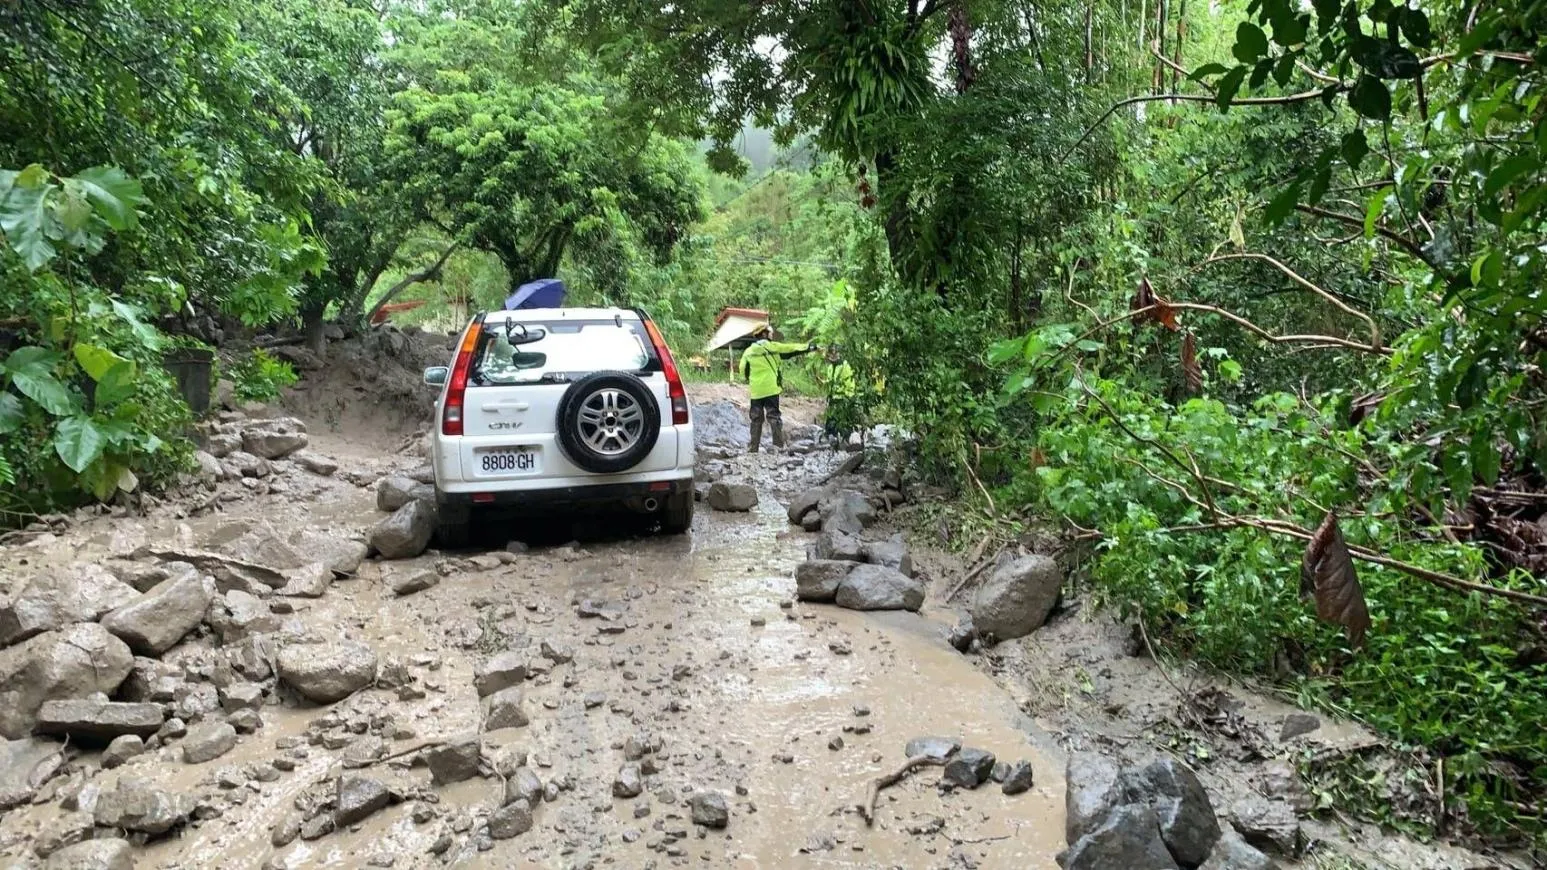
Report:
476,447,540,475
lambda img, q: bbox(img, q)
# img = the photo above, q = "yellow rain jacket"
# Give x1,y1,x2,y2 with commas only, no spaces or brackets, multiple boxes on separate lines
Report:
826,361,857,398
740,339,812,400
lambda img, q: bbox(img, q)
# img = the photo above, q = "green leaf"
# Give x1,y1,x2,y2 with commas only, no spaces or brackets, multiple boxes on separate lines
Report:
1189,63,1228,82
68,166,143,231
0,165,59,271
1484,153,1537,198
1348,76,1391,119
1076,339,1105,352
94,360,138,406
72,343,128,381
1307,162,1332,207
1471,431,1501,486
0,392,22,434
1265,182,1302,224
987,338,1024,365
53,415,106,473
1340,130,1369,171
1364,186,1390,238
1216,67,1249,109
109,299,162,349
3,346,58,379
1233,23,1270,64
10,368,77,416
1271,12,1309,46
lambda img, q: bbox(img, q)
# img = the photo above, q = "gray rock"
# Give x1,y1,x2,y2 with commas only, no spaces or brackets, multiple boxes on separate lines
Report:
488,798,533,839
100,565,214,655
612,762,643,798
503,766,543,806
182,721,238,764
706,482,758,512
1122,757,1223,867
795,560,856,602
905,736,960,762
539,641,573,664
786,487,827,525
1003,760,1036,795
207,589,279,645
172,682,220,723
1279,713,1320,741
0,623,134,739
33,700,163,741
335,774,393,826
389,569,439,597
104,562,170,593
0,564,139,646
474,652,527,697
277,562,332,598
1059,804,1179,870
481,686,528,731
689,791,729,828
947,618,977,652
32,810,95,858
93,775,196,835
272,812,304,847
242,427,308,460
834,565,924,612
206,429,240,456
118,658,183,704
289,530,369,576
820,490,875,535
223,450,271,478
276,640,378,704
1201,828,1279,870
0,737,64,809
943,748,997,789
800,511,823,532
369,500,436,560
376,476,432,513
861,535,914,577
970,553,1062,641
43,839,136,870
227,708,263,734
425,737,482,786
1065,753,1125,845
101,735,145,769
219,683,265,713
295,454,339,476
1229,795,1302,857
814,529,864,562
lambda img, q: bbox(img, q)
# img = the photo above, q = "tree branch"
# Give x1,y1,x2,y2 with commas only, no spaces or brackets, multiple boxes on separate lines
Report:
1293,204,1441,271
1197,252,1382,349
363,243,460,325
1062,88,1336,161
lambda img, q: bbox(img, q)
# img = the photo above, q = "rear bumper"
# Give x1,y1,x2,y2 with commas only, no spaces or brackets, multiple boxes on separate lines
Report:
437,477,692,511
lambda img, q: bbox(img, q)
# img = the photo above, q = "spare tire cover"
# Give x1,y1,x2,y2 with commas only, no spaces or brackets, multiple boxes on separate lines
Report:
555,371,662,474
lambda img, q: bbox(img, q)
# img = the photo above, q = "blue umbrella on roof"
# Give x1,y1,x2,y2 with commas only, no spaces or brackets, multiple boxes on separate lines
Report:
504,278,566,310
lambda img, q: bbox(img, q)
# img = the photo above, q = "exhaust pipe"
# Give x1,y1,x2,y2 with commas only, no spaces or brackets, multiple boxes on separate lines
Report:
642,497,660,512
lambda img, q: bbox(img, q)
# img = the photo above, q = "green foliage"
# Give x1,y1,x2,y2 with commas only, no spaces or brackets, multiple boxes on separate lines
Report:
229,349,299,403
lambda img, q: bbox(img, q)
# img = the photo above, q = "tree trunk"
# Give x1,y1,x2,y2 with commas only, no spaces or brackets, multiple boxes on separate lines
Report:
1173,0,1187,93
362,244,460,326
300,299,328,356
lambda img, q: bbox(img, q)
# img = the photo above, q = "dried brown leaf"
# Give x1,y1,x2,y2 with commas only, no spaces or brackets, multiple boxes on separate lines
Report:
1154,296,1180,331
1301,512,1372,648
1181,332,1202,394
1131,277,1157,324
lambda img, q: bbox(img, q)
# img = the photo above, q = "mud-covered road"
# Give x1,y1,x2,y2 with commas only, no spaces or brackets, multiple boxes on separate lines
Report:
0,404,1066,870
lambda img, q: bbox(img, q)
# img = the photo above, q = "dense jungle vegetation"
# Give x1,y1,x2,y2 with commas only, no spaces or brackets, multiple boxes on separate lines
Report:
3,0,1545,853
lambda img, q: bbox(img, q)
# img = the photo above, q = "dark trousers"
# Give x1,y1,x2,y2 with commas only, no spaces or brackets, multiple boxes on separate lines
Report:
749,395,782,425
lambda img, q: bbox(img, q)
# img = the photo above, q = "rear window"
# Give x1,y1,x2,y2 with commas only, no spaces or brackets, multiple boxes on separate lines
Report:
470,318,655,386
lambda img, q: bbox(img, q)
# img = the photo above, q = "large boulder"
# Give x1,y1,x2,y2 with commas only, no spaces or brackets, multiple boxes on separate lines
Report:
970,554,1062,641
376,476,433,513
795,560,856,603
786,487,828,526
706,482,758,512
369,500,436,560
1059,804,1179,870
1228,795,1302,857
277,641,378,704
1201,829,1279,870
206,590,279,645
32,700,164,742
862,535,914,577
814,529,863,562
182,721,238,764
819,490,875,535
0,737,65,810
1121,758,1222,866
242,421,309,460
335,774,393,826
1065,753,1125,845
93,776,196,835
0,624,134,739
481,686,529,731
0,564,140,647
834,565,924,612
100,565,214,655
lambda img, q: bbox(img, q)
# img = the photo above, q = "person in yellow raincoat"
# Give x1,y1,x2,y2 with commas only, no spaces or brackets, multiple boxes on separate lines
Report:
739,325,816,452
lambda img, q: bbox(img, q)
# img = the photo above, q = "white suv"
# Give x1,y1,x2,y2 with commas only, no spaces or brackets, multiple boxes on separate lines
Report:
423,307,695,544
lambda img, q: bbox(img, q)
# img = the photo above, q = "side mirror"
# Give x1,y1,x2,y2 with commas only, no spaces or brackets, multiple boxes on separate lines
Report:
423,366,449,387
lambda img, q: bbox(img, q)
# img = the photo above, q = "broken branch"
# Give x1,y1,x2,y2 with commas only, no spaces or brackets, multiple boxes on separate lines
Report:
1197,252,1381,349
860,755,946,826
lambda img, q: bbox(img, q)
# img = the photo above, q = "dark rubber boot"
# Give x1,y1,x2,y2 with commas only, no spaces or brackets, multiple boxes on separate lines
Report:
771,419,785,448
749,419,763,453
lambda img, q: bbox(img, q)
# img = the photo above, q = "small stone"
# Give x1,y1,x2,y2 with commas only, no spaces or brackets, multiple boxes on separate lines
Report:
613,763,643,798
335,774,393,827
1002,761,1035,795
942,748,996,789
182,721,239,764
227,709,263,734
503,767,543,806
101,735,144,769
688,791,729,829
1279,713,1320,741
389,570,439,597
481,687,529,731
828,736,844,751
42,839,136,870
487,799,534,839
473,652,527,697
425,737,482,786
904,736,961,762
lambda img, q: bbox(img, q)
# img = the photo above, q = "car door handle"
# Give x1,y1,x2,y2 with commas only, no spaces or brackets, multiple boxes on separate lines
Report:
481,401,531,412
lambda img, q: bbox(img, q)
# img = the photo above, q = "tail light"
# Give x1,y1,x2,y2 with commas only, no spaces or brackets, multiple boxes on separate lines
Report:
642,318,690,426
442,318,483,436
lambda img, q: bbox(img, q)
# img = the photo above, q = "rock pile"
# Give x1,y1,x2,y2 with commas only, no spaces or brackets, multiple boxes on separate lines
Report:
1059,753,1282,870
788,485,924,612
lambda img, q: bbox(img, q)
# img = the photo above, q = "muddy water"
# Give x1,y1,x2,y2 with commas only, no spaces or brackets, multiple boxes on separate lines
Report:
0,446,1065,869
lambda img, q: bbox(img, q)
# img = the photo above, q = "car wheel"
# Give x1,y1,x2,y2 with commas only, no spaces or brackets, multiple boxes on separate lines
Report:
555,371,662,474
660,492,693,535
436,503,470,548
